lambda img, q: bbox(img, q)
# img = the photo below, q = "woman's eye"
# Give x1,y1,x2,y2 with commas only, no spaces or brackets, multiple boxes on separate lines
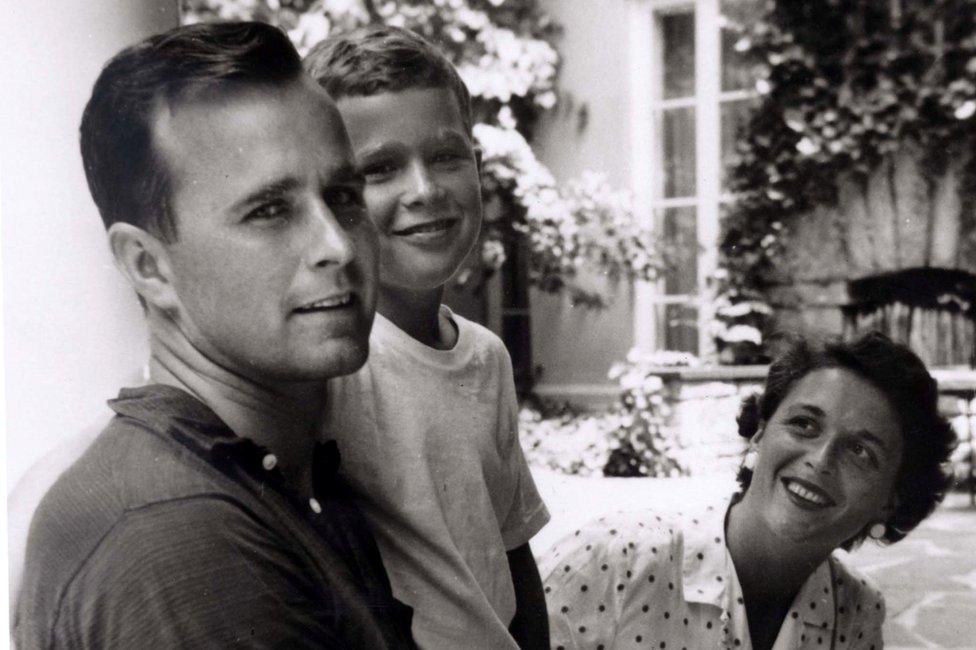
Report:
847,441,878,465
787,416,818,435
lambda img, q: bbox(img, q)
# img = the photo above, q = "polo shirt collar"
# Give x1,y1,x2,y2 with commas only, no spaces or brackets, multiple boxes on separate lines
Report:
108,384,341,490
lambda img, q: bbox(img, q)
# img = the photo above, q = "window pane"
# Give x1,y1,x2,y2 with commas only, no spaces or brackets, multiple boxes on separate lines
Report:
661,11,695,99
662,107,696,198
657,206,698,296
664,303,699,354
720,98,758,191
720,0,763,92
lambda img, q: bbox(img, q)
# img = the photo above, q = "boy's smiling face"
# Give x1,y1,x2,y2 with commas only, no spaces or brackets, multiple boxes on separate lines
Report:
336,87,483,294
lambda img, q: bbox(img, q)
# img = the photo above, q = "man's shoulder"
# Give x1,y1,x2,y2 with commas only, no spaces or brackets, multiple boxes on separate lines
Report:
20,414,237,610
37,411,222,518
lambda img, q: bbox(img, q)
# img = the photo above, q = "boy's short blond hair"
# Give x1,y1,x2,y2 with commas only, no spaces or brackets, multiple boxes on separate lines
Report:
303,24,473,134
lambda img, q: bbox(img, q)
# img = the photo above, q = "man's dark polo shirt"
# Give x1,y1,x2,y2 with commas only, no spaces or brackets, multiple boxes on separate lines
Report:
16,384,415,649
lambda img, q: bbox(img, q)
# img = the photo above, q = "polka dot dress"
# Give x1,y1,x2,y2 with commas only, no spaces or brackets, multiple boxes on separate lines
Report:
540,501,885,649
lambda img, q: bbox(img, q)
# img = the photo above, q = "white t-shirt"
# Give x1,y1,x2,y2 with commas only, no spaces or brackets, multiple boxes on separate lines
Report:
324,306,550,650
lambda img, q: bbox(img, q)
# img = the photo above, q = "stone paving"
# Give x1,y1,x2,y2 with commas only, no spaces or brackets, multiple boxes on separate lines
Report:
843,491,976,649
532,469,976,649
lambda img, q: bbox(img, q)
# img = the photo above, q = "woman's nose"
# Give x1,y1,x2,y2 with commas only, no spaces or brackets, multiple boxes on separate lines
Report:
804,437,839,475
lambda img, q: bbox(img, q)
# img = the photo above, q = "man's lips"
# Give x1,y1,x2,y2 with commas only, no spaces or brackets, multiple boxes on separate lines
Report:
390,218,458,236
781,477,836,508
292,292,356,313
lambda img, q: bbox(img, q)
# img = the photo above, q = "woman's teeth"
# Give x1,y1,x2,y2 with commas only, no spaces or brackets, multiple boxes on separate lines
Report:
785,480,830,506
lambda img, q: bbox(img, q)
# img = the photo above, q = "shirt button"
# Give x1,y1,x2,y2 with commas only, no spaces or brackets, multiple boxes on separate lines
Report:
309,497,322,514
720,611,730,622
261,454,278,471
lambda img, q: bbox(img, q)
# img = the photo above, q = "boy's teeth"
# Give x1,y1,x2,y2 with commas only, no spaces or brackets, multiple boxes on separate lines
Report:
395,219,453,235
786,480,829,505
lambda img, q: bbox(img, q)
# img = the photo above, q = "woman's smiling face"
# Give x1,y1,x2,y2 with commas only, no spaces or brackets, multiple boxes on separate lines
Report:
746,367,904,549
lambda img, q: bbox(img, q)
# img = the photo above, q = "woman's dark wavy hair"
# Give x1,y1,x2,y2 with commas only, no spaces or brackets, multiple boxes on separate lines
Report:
736,331,955,547
80,21,303,241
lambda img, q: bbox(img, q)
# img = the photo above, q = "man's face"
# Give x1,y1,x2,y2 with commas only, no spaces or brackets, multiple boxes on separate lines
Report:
153,80,377,383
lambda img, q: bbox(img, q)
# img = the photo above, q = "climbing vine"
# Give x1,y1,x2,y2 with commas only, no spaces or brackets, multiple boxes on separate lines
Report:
717,0,976,362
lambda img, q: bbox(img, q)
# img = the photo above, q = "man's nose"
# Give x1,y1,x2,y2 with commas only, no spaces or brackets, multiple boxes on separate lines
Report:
305,201,356,268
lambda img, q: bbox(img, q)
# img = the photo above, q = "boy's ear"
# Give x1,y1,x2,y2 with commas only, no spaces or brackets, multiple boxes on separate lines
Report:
107,223,181,313
473,145,483,175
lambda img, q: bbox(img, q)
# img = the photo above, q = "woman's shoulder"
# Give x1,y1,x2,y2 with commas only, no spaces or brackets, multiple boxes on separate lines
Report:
827,552,886,633
540,509,684,582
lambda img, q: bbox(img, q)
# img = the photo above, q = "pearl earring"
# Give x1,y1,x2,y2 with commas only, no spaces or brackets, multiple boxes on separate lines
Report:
868,522,886,540
743,450,757,470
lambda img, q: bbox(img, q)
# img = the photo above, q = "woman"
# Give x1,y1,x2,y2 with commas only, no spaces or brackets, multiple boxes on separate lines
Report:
542,332,955,650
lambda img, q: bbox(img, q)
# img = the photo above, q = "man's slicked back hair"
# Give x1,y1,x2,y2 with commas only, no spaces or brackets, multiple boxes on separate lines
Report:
304,25,473,133
80,21,304,241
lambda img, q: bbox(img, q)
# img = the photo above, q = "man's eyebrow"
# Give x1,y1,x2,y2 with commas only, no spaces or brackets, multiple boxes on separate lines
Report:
327,163,365,186
231,177,302,212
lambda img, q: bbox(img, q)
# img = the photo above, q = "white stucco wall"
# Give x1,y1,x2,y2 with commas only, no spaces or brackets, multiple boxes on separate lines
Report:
531,0,638,400
2,3,180,490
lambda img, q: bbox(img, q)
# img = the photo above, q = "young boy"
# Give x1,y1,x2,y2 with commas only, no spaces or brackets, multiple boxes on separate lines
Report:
306,26,550,650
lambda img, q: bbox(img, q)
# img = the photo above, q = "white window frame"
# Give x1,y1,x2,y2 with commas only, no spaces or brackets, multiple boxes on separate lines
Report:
629,0,753,357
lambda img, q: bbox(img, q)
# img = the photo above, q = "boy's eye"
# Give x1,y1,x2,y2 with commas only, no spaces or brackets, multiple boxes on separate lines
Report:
361,161,398,182
244,200,290,225
430,147,471,167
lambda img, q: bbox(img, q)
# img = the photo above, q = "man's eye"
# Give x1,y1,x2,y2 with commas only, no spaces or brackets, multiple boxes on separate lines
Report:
244,201,290,224
325,186,364,208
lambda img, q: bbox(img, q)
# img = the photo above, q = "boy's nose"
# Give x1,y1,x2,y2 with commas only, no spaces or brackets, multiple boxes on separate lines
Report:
403,160,445,206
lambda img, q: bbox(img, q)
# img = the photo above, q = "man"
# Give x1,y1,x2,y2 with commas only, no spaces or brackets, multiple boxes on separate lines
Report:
15,21,415,649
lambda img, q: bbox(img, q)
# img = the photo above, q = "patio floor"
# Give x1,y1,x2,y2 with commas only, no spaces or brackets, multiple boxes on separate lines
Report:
531,468,976,649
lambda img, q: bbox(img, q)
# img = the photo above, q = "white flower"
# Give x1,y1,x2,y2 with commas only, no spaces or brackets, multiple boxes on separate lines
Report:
720,325,762,345
954,100,976,120
796,137,819,155
755,78,772,95
717,301,772,318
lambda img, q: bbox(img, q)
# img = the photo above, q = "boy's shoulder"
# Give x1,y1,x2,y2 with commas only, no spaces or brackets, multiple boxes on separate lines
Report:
448,308,508,353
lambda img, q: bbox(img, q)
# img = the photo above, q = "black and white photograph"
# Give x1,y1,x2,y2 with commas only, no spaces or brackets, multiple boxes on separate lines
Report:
3,1,976,648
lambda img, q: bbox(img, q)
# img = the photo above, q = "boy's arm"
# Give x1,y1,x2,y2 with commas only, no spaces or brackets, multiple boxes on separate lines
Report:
507,542,550,650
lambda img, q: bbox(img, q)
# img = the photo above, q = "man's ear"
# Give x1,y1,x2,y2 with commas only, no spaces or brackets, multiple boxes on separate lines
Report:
107,223,180,312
